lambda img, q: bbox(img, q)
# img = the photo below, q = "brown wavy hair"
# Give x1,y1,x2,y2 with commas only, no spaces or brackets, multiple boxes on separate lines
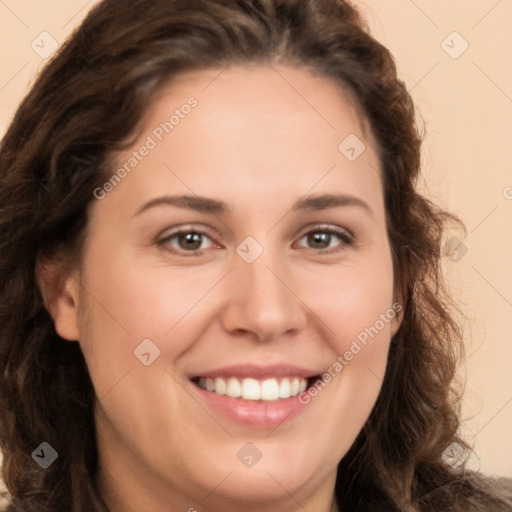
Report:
0,0,511,511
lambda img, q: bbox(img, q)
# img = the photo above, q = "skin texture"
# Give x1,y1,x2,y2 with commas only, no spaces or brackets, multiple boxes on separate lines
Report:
48,65,402,512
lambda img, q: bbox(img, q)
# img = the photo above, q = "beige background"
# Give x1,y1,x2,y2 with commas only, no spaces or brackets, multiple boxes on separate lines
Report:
0,0,510,497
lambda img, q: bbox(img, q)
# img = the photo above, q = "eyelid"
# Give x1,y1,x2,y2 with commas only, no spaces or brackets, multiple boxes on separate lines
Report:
293,224,355,254
156,223,221,255
155,222,355,256
157,223,218,241
298,223,354,242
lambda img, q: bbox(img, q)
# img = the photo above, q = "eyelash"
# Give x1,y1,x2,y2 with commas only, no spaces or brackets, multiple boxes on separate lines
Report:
157,225,354,257
296,226,354,254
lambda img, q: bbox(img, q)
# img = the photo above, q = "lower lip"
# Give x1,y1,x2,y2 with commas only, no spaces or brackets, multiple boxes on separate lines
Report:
190,381,311,427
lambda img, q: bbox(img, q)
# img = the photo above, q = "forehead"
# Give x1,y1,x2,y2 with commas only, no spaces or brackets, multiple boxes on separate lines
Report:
105,64,383,219
144,64,374,149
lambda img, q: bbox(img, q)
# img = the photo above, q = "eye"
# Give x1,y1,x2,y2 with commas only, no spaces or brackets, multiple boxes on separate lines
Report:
157,227,218,256
295,226,354,254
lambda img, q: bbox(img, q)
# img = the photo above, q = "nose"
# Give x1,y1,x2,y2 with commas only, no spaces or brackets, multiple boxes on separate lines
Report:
220,250,307,342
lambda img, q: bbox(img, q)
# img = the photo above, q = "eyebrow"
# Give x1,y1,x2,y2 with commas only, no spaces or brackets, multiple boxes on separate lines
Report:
134,195,227,216
134,193,373,217
292,193,373,216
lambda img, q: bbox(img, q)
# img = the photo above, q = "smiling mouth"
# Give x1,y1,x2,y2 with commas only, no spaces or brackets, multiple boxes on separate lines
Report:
191,376,319,401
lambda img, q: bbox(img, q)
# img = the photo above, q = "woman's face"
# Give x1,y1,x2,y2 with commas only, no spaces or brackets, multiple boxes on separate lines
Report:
55,65,401,511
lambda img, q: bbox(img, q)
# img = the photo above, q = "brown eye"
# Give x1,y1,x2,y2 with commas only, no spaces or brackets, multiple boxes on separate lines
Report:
176,232,204,251
297,227,354,253
158,228,216,256
307,232,332,249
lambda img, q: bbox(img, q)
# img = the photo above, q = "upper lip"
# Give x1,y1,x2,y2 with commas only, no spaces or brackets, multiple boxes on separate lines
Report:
189,364,321,380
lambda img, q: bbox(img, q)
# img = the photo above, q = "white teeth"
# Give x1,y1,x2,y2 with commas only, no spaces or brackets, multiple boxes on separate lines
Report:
196,376,309,401
242,378,261,400
205,378,215,392
261,378,279,401
290,377,299,396
278,378,291,399
226,377,242,398
214,377,226,395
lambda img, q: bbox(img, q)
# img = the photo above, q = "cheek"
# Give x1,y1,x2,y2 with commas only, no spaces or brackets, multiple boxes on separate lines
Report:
81,247,221,335
299,273,395,452
319,285,394,378
332,283,395,366
75,251,226,391
297,256,395,411
306,257,396,349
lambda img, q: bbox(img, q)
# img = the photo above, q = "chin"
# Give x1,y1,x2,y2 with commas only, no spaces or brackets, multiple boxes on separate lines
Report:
205,448,329,502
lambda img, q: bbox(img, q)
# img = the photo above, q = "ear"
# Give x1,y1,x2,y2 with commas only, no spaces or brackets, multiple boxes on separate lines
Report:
35,257,81,341
390,289,406,338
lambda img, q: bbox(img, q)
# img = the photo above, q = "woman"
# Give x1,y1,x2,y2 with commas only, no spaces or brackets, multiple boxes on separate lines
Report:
0,0,510,510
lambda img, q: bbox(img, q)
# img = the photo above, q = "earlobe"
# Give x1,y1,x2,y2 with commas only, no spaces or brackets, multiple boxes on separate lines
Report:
390,310,402,338
390,293,406,338
35,258,81,341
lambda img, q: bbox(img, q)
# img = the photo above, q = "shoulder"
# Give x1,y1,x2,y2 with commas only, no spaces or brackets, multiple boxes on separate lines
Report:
485,476,512,503
416,472,512,512
455,474,512,512
0,501,21,512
